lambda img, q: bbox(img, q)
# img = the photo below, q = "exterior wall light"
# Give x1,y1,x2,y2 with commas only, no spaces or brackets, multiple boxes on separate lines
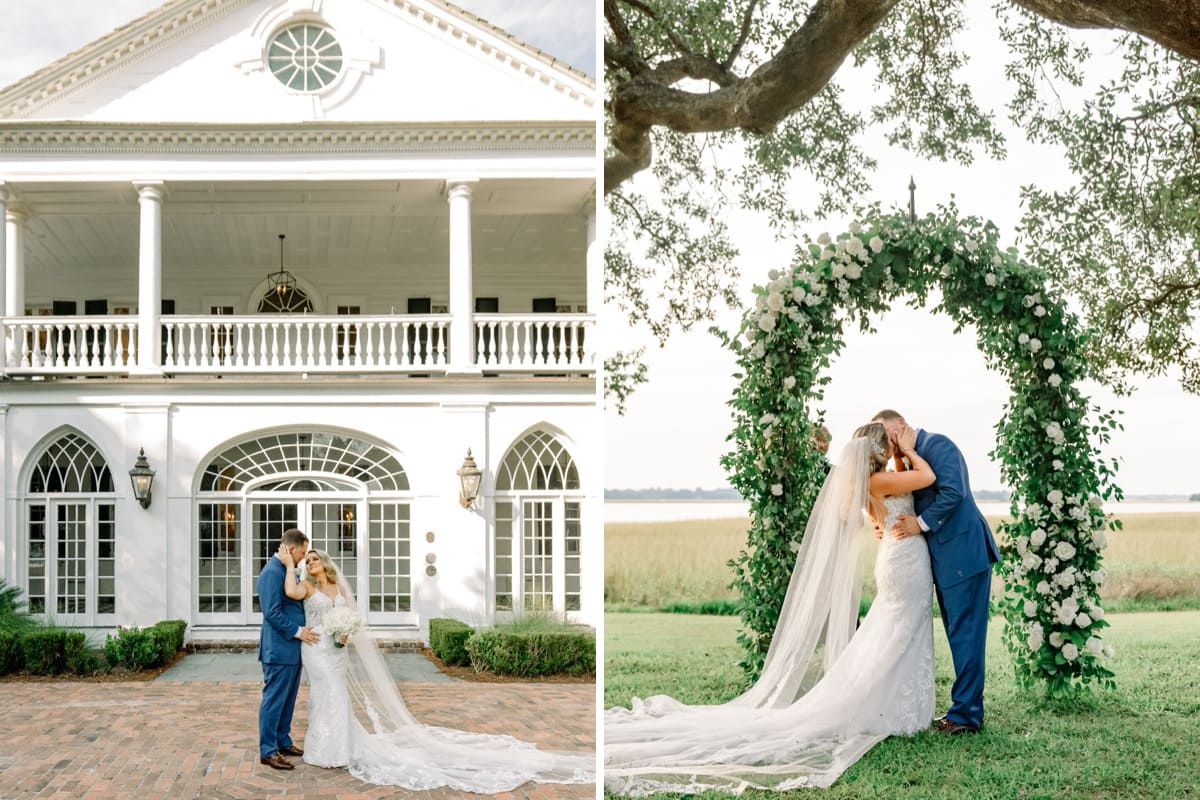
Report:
129,448,156,509
457,449,482,509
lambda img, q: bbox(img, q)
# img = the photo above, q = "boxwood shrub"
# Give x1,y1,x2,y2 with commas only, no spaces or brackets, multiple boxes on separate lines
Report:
428,618,473,666
0,629,25,674
465,629,595,677
22,629,89,675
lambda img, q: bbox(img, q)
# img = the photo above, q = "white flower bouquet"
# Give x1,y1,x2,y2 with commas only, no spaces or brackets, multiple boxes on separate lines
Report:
322,605,361,648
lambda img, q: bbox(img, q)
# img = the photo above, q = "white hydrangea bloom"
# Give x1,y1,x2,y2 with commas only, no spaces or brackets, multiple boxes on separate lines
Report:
845,263,863,280
1034,305,1047,317
1048,374,1063,387
758,314,777,332
783,376,796,390
771,483,783,496
1018,333,1030,344
766,292,784,311
792,287,807,303
844,237,864,257
1043,357,1055,370
985,273,997,287
1030,338,1043,352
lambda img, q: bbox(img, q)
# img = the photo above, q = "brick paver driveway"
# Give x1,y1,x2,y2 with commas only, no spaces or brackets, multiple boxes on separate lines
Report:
0,679,595,799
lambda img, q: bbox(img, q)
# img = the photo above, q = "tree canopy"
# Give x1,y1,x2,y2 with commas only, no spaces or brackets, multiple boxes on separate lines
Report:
604,0,1200,409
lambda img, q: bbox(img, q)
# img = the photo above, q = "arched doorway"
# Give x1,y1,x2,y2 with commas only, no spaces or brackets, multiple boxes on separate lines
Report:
195,430,412,626
21,430,117,625
492,429,583,617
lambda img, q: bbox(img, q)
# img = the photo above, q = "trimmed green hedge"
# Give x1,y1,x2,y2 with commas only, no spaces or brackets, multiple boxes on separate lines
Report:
0,629,25,674
104,619,188,670
428,618,473,666
465,629,595,677
22,629,89,675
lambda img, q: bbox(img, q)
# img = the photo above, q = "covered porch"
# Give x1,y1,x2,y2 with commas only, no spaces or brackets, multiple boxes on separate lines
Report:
0,173,598,378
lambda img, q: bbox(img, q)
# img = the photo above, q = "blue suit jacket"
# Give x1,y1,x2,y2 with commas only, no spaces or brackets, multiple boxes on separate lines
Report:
257,556,305,665
913,429,1000,588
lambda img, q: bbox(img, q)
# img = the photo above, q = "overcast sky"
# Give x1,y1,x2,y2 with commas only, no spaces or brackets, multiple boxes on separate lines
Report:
0,0,595,88
603,12,1200,498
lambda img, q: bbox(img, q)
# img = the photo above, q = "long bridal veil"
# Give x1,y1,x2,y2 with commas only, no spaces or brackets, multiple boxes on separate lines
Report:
605,436,877,794
307,558,594,792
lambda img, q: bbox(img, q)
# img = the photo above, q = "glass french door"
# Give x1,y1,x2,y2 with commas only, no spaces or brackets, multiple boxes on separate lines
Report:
197,498,411,625
494,497,583,617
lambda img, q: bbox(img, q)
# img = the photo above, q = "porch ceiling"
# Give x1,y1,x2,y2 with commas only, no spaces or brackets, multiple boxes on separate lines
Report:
9,178,593,272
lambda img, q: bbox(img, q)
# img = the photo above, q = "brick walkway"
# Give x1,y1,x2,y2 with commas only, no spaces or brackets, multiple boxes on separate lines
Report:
0,679,595,800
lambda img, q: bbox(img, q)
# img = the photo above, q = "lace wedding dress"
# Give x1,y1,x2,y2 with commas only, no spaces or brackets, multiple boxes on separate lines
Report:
605,444,935,794
298,580,593,791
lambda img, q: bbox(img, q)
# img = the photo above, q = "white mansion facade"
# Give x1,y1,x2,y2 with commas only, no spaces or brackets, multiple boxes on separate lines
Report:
0,0,598,643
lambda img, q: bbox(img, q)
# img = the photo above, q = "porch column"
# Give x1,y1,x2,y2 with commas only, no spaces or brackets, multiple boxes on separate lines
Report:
447,179,478,374
134,182,163,372
0,183,7,316
585,210,598,314
4,206,25,318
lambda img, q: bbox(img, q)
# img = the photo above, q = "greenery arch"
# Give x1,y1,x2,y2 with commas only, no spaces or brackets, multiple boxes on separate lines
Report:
720,207,1120,699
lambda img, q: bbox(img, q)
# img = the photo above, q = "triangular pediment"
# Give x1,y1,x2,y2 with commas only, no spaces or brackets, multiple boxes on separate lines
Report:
0,0,594,123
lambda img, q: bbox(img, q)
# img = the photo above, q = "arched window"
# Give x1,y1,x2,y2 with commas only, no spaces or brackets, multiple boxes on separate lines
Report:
493,429,583,616
195,431,411,626
24,431,117,621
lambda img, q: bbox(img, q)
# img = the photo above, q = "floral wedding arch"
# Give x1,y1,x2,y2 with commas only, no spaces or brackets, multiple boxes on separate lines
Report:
721,207,1119,699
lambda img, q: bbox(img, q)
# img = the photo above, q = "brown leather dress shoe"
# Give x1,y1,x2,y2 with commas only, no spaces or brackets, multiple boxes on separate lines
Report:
940,720,981,736
259,753,294,770
279,744,304,757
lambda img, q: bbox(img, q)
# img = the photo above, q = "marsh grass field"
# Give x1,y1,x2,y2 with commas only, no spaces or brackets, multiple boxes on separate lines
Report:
605,512,1200,611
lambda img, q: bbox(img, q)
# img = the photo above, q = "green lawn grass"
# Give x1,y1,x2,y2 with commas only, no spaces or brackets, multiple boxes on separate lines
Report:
604,611,1200,799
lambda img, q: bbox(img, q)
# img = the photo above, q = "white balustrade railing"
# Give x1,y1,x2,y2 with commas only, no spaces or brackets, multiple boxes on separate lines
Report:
473,314,594,370
163,315,450,372
0,313,595,377
2,316,139,373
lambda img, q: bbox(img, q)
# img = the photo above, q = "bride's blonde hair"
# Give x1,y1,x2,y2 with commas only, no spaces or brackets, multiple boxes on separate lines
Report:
305,548,340,584
851,422,890,474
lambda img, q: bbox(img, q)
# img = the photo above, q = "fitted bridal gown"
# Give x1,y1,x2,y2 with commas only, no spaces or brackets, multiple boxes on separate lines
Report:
300,588,592,791
605,493,935,794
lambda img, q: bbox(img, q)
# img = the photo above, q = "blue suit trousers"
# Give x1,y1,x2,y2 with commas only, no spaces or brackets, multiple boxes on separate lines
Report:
936,567,991,728
258,660,303,758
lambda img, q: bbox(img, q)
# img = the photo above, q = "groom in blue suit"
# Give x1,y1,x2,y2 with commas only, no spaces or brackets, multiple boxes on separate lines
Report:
257,528,318,770
875,410,1000,734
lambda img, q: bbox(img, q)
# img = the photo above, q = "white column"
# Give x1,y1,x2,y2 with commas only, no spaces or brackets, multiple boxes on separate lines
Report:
5,207,25,318
0,183,8,316
446,179,478,374
134,182,163,372
5,206,27,368
585,210,598,314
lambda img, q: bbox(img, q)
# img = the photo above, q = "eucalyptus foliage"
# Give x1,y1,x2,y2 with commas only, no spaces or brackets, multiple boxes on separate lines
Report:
720,208,1120,699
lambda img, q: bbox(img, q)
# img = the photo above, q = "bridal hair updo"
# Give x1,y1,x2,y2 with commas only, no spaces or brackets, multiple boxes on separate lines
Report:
305,548,340,584
852,422,890,474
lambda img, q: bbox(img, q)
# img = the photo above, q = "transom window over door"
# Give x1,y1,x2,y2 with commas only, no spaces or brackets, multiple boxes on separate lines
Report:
494,430,584,617
196,431,411,626
24,431,117,624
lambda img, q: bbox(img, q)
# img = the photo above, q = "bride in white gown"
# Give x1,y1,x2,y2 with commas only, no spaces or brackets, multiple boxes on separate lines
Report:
605,422,936,794
278,547,593,792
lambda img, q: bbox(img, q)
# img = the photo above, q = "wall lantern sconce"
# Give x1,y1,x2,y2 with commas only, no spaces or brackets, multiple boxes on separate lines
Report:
129,448,156,509
457,449,482,509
